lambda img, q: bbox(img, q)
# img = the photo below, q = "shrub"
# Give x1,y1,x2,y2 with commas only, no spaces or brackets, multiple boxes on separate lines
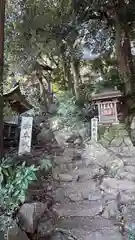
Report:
39,156,53,172
56,91,83,129
0,157,38,214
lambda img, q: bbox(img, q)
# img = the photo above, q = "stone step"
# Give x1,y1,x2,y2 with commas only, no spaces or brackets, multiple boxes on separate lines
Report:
69,166,105,182
53,162,104,182
55,216,122,240
59,180,101,201
53,200,103,217
70,228,122,240
55,160,85,171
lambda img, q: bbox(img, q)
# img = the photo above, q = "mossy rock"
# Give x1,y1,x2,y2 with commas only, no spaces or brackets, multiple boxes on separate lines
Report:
111,123,126,130
98,125,106,139
118,129,129,137
103,127,117,141
99,137,110,147
111,137,124,147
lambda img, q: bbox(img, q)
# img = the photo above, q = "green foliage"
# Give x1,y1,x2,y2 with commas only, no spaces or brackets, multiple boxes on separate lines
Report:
56,91,83,129
3,103,16,117
127,226,135,240
79,82,95,102
39,156,52,172
0,158,38,214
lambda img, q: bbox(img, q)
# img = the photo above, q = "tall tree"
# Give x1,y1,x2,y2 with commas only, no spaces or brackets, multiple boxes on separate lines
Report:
0,0,5,158
72,0,135,142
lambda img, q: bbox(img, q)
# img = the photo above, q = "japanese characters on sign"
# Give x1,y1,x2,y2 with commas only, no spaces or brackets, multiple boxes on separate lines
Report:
18,116,33,155
91,117,98,142
98,101,118,124
101,102,115,116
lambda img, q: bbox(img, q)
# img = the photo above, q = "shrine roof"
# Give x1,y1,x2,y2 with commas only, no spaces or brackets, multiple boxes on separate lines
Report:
4,84,33,113
91,89,122,101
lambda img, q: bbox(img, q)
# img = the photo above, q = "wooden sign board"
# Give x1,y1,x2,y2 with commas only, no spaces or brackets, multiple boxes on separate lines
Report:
98,101,118,124
91,117,98,142
18,116,33,155
101,108,115,116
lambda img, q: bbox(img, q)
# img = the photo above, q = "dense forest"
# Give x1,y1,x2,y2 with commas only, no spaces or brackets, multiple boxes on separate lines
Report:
0,0,135,151
1,1,135,239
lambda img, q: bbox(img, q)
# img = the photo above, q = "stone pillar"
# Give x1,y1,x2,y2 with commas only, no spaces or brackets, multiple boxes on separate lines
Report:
91,117,98,142
114,100,119,124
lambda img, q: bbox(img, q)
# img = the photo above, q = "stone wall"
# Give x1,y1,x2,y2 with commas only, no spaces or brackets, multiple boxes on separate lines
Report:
98,123,132,148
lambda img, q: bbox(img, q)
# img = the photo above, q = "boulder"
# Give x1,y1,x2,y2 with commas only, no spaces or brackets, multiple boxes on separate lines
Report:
102,200,119,219
54,130,77,146
62,147,75,162
37,127,54,142
7,226,30,240
48,104,57,114
88,190,103,201
74,137,82,145
18,202,47,234
101,177,135,200
81,141,125,170
124,165,135,174
81,141,112,167
68,192,82,201
116,169,135,181
78,127,88,140
85,229,122,240
106,159,124,177
58,173,74,182
111,137,124,147
53,201,103,217
37,219,54,237
106,159,124,171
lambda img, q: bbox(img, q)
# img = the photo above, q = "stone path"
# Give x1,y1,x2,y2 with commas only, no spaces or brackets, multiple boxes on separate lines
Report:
52,140,135,239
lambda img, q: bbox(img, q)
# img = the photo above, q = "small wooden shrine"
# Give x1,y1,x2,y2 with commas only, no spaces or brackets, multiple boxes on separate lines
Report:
4,84,32,114
3,84,33,146
91,88,123,124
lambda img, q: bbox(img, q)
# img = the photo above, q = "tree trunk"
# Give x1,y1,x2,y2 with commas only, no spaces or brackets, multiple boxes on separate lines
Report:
116,22,134,95
60,44,74,93
71,56,81,100
115,15,135,144
44,73,53,104
63,58,74,92
38,75,48,112
0,0,5,159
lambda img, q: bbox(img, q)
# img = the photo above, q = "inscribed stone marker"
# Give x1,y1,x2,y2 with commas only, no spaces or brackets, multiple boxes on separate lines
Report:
91,117,98,142
18,116,33,155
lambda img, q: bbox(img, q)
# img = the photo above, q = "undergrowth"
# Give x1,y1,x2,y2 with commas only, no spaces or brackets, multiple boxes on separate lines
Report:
51,91,87,131
0,157,38,215
0,153,53,216
57,91,83,128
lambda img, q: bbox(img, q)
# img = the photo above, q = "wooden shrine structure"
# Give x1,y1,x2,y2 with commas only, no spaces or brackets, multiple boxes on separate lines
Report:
4,84,32,114
91,89,123,124
3,84,33,146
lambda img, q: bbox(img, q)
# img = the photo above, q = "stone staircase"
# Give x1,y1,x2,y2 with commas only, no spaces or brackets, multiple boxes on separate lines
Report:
52,143,124,239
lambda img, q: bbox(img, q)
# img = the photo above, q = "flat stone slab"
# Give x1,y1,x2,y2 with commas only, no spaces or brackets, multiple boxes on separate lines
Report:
84,229,122,240
53,201,103,217
81,142,121,168
58,173,74,182
109,146,135,158
70,166,102,182
61,180,98,200
101,177,135,192
56,216,122,240
56,216,113,230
